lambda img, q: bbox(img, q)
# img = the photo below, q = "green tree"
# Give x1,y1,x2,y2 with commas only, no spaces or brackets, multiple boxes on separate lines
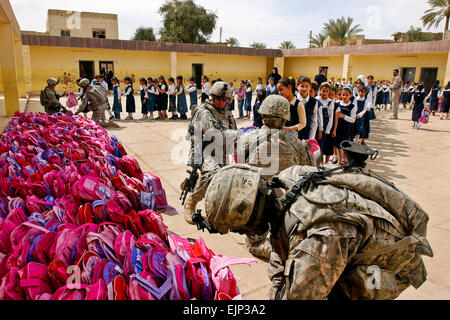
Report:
421,0,450,36
250,42,267,49
131,27,157,41
279,41,295,49
158,0,217,44
225,37,240,47
406,26,434,42
322,17,363,46
310,33,327,48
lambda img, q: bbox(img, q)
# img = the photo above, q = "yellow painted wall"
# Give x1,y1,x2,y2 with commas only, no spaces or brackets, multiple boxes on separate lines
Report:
284,56,344,80
350,53,449,84
27,46,171,92
27,46,272,92
176,52,269,86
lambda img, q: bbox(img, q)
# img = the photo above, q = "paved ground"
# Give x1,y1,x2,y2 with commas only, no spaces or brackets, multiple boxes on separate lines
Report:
9,96,450,299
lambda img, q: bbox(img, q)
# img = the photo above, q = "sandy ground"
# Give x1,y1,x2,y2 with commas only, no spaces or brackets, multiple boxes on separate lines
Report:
10,94,450,300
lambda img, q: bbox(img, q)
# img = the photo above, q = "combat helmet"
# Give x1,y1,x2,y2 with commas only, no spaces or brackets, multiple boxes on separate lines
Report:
47,78,59,86
205,164,262,234
209,81,232,99
258,95,290,121
78,78,90,88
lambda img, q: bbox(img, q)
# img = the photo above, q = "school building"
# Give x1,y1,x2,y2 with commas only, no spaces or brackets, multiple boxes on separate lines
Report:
1,0,450,117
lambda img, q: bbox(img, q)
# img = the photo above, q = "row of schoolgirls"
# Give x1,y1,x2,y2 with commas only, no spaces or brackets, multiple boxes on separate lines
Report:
399,80,450,119
110,75,199,121
252,76,378,165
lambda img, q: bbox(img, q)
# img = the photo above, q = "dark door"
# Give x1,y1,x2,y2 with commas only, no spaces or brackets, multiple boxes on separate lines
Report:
79,61,95,81
419,68,438,93
401,67,416,84
192,64,204,88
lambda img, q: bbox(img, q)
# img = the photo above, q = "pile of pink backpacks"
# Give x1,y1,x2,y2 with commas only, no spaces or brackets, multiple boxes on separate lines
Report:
0,111,256,300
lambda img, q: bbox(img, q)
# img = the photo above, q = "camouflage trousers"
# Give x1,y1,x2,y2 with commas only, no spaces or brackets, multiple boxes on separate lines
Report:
92,103,108,124
246,231,272,260
190,172,214,203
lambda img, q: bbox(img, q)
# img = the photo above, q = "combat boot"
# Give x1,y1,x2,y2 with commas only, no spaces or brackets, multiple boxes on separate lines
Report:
183,196,197,225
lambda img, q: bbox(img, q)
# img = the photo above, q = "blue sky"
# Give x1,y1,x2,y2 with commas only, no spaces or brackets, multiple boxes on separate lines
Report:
11,0,443,48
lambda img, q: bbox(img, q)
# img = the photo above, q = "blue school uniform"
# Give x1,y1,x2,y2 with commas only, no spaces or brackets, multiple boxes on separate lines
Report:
112,84,122,119
412,91,426,122
186,84,198,109
441,90,450,113
319,99,335,156
140,85,148,115
125,84,136,113
147,84,155,112
176,84,188,115
266,84,278,96
429,86,441,111
383,86,391,105
354,97,369,139
298,96,318,141
244,88,252,111
252,102,263,128
335,101,356,148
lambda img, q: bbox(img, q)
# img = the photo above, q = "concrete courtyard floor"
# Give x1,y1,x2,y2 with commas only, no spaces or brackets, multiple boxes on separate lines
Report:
13,96,450,299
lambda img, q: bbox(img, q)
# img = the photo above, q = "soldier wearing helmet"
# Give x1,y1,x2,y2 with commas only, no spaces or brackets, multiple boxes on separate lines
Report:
75,78,111,127
182,81,238,224
204,160,433,300
40,78,67,114
236,95,314,259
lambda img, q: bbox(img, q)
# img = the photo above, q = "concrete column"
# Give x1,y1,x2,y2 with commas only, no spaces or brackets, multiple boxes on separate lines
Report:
0,23,20,116
14,39,26,98
170,52,177,79
274,57,285,78
445,52,450,85
342,54,352,80
21,45,33,94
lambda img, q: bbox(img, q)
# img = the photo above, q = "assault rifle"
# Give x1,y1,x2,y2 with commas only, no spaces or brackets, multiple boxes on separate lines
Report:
280,141,378,212
180,164,200,206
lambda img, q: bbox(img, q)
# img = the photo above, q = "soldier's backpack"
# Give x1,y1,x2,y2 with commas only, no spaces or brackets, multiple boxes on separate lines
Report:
276,165,433,300
40,89,48,107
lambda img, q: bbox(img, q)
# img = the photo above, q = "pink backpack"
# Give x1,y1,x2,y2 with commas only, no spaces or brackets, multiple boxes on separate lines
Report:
209,255,257,300
85,279,108,300
72,176,116,202
51,284,88,300
66,92,78,108
119,156,144,180
114,230,136,263
20,262,54,300
143,173,168,208
306,139,322,166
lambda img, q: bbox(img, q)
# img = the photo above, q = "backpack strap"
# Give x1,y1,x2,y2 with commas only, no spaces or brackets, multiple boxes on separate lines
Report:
352,235,420,261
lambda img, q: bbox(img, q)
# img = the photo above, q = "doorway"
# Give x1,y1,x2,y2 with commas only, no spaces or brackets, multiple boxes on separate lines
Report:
419,67,438,93
401,67,416,84
79,61,95,81
192,64,204,88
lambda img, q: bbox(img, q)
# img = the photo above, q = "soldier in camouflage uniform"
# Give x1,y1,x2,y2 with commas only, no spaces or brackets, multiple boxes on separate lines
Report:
75,78,110,127
204,160,433,300
183,81,238,224
41,78,67,114
237,95,314,260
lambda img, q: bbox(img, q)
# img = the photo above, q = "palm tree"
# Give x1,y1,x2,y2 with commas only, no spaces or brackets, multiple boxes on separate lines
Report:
310,33,327,48
421,0,450,38
279,41,295,49
322,17,363,46
225,37,240,47
250,42,267,49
